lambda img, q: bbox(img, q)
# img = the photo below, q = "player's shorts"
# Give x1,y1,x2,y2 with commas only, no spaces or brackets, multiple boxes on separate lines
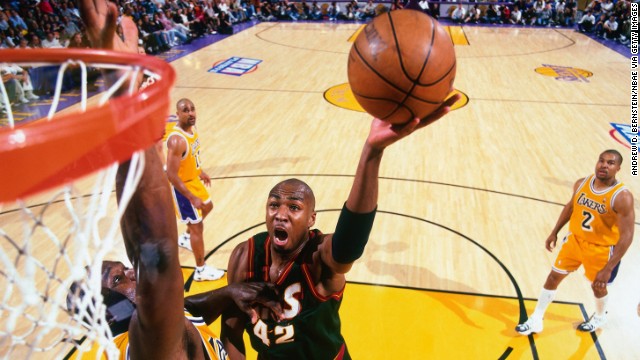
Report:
552,233,620,283
170,178,211,224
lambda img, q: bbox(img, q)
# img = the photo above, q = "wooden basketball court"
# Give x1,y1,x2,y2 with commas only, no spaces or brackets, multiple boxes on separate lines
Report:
1,20,638,359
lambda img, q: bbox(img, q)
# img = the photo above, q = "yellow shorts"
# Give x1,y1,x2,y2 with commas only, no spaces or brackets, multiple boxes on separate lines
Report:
553,233,618,283
170,178,211,224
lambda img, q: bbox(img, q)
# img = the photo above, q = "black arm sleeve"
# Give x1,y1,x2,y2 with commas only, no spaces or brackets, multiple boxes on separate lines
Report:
331,203,377,264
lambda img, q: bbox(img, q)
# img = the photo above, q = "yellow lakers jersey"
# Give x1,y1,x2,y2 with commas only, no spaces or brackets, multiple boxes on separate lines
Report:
185,310,229,360
165,123,202,182
72,311,228,359
569,174,627,246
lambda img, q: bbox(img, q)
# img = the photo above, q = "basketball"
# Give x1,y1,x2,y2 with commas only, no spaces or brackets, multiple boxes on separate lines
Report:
347,10,457,124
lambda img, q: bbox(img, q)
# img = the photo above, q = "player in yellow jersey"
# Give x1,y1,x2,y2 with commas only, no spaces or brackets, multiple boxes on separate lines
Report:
516,150,635,335
74,1,283,359
166,98,224,281
98,261,281,360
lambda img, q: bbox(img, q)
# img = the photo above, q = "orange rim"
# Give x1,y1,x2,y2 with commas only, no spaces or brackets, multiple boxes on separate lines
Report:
0,49,176,203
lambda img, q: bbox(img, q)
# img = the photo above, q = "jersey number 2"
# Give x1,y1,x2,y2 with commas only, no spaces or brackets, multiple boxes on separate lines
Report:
581,210,594,231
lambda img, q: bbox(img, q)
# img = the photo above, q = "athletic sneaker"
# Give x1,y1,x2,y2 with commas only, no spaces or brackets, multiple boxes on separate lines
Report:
515,317,543,335
577,313,607,332
178,233,192,251
194,265,225,281
25,91,39,100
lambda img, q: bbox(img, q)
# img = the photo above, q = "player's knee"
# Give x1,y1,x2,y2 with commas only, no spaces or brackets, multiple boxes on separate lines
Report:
188,221,204,234
203,202,213,216
544,271,565,289
592,287,608,298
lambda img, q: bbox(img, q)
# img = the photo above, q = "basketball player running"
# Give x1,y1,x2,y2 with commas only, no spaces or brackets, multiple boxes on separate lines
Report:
77,1,283,359
220,103,461,357
165,98,224,281
516,150,635,335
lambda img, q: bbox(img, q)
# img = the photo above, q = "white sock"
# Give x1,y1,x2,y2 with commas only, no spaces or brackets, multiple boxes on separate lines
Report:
531,288,557,320
196,265,205,273
595,294,609,317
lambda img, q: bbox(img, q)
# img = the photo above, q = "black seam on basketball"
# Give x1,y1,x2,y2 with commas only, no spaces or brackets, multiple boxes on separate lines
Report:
385,12,420,120
355,91,441,105
415,55,456,87
416,15,436,83
385,12,407,119
389,13,438,113
406,15,436,100
352,39,408,119
350,92,415,122
382,104,414,123
354,93,401,103
355,93,407,121
352,42,410,95
388,12,414,84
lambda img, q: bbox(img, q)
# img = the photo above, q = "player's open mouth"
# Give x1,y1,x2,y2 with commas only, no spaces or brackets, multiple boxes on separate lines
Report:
274,228,288,246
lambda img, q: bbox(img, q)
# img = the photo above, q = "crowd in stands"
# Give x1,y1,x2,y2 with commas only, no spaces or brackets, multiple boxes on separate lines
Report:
576,0,632,43
0,0,633,113
448,0,631,44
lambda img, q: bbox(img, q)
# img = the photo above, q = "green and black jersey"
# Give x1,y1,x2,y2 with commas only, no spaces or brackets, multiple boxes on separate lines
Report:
244,230,350,360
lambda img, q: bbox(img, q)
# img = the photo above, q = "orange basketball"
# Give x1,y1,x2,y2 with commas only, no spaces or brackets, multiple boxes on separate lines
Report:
348,10,457,124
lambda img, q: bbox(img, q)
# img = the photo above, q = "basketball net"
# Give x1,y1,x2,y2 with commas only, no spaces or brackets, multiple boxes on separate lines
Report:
0,49,174,359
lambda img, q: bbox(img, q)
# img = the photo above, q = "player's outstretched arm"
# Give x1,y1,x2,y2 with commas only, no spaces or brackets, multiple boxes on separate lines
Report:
185,281,283,325
321,94,461,277
115,147,185,359
78,0,186,357
78,0,138,53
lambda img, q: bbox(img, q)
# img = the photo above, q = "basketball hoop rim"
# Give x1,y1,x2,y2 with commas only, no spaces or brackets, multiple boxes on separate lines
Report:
0,48,172,68
0,48,176,203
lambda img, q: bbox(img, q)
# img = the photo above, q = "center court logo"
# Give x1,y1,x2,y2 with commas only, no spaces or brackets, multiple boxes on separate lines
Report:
209,57,262,76
535,64,593,82
324,83,468,114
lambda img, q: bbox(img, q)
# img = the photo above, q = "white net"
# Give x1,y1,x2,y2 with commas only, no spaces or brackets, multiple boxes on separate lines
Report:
0,51,172,359
0,153,144,359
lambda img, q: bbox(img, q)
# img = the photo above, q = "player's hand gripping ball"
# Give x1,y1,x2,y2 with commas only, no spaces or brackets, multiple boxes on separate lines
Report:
348,9,457,124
